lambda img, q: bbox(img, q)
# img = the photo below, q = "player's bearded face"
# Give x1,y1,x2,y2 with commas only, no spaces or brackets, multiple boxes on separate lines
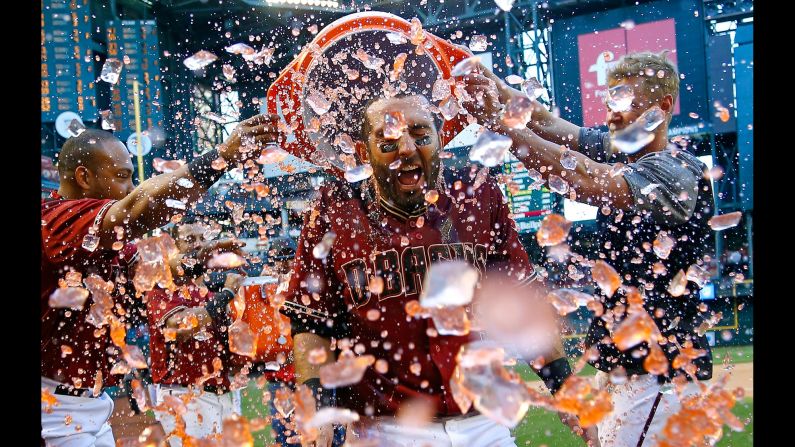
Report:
363,96,441,211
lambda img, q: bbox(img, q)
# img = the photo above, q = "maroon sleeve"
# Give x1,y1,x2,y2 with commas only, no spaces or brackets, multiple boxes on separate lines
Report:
485,179,538,285
145,288,184,383
279,187,348,338
41,198,116,266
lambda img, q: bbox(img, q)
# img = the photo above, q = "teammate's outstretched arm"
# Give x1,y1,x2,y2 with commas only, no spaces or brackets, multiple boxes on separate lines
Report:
470,67,585,151
460,77,634,211
98,114,281,249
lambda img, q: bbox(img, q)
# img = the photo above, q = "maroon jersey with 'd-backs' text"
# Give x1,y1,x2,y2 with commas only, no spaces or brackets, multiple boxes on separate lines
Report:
281,171,537,417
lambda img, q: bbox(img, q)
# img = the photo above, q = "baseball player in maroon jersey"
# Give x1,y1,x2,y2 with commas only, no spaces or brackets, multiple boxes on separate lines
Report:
41,115,280,447
145,222,247,447
280,94,582,447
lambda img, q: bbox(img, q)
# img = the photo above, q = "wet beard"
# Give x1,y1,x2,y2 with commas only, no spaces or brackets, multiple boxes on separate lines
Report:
371,162,438,213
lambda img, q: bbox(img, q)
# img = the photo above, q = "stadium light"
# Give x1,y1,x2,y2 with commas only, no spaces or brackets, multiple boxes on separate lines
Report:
264,0,342,9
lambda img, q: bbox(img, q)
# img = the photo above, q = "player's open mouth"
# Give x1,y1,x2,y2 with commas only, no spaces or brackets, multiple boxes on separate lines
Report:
396,164,424,188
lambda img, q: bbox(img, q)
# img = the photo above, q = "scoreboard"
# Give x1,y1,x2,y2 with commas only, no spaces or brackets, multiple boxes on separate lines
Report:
41,0,97,122
105,20,164,136
501,154,554,233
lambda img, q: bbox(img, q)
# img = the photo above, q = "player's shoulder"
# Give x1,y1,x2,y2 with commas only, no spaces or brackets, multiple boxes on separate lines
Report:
42,197,114,214
41,197,116,229
314,175,372,209
316,176,357,199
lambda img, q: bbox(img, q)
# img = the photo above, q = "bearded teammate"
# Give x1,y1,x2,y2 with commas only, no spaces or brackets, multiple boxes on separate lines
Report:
41,115,279,446
279,94,595,447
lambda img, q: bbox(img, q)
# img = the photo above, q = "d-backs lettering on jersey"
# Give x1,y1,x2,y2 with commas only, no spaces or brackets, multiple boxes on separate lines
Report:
281,171,535,418
341,243,488,307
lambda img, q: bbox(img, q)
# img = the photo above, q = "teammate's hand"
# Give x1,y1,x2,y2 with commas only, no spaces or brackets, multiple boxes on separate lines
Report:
223,272,246,292
165,306,213,342
197,238,246,265
476,64,524,105
218,113,282,162
460,64,549,131
459,72,504,129
558,412,601,446
301,423,335,447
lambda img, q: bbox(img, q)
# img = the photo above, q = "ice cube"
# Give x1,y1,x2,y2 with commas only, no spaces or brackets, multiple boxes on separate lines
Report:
48,287,89,310
708,211,742,230
344,164,374,183
386,32,408,45
606,84,634,112
653,232,675,259
207,252,247,269
420,261,479,308
536,214,572,247
67,119,86,138
99,58,123,84
81,233,99,252
451,56,481,77
469,35,489,52
225,43,256,56
501,95,533,129
229,320,258,358
469,130,512,167
547,174,569,194
592,260,621,297
312,231,337,259
183,50,218,70
432,78,451,101
318,352,375,388
495,0,516,11
521,77,546,100
439,96,460,121
306,90,331,115
99,110,115,130
641,106,666,131
611,122,655,154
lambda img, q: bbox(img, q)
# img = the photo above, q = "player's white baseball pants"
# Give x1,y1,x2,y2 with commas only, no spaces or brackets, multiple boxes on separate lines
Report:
356,413,516,447
150,384,242,447
41,377,115,447
595,371,710,447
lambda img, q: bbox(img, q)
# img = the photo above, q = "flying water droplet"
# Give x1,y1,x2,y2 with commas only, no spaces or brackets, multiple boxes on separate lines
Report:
100,58,123,84
344,164,374,183
469,34,489,52
183,50,218,70
469,130,512,167
451,56,481,77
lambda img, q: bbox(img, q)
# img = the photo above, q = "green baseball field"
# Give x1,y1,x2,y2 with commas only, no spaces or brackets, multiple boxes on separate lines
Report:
240,345,753,446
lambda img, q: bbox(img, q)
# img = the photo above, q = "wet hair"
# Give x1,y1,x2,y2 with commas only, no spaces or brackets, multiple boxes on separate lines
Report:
57,128,119,177
608,51,680,104
359,93,444,144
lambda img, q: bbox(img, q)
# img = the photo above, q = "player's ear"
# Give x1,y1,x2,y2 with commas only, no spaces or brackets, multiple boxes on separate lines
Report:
74,166,93,191
660,94,674,114
356,139,370,164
